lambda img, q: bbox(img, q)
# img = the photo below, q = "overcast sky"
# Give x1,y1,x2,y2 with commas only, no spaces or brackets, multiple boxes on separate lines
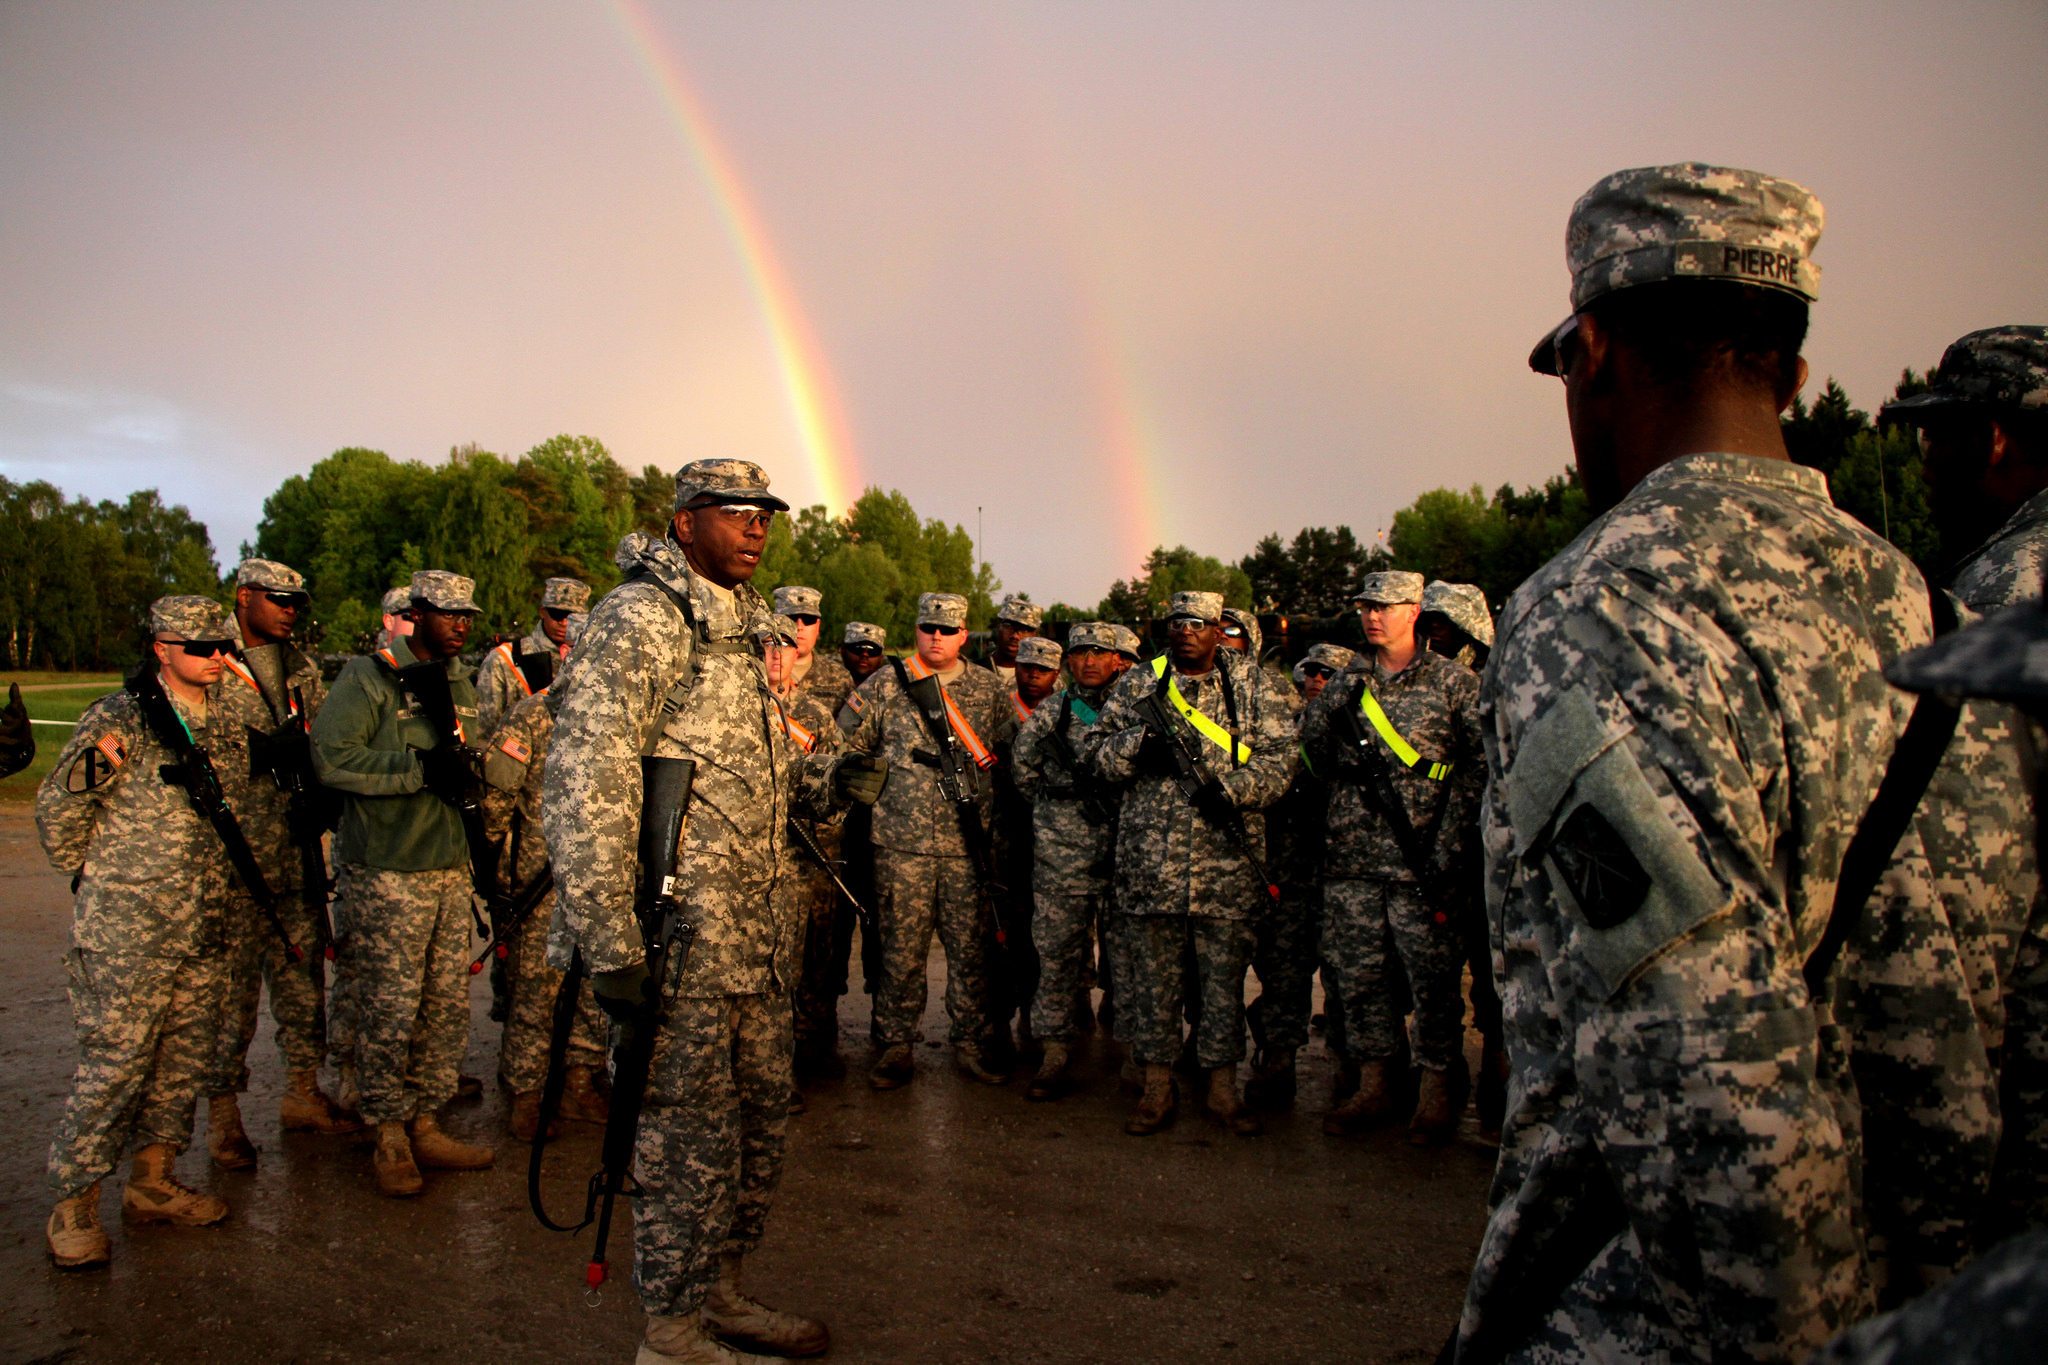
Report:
4,1,2045,605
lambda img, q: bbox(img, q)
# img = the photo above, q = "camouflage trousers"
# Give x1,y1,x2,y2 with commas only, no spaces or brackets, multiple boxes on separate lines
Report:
205,885,329,1094
1030,890,1108,1043
788,866,852,1058
496,891,605,1093
871,846,994,1049
1248,885,1321,1054
49,946,226,1197
337,863,474,1125
634,991,793,1316
1321,877,1462,1072
1120,914,1256,1069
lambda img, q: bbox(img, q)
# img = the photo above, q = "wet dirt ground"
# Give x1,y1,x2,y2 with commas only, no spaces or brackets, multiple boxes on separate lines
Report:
0,807,1496,1365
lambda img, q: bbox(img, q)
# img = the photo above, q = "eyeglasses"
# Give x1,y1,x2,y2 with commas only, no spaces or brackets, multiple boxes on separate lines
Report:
1552,319,1581,380
1220,624,1246,638
845,643,883,657
1301,663,1335,680
918,623,963,637
1069,646,1111,659
709,505,776,531
1165,616,1209,633
263,591,306,609
787,614,820,627
159,638,230,658
542,608,573,621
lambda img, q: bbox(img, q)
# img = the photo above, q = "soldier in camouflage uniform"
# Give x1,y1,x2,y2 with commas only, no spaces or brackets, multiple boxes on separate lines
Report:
1010,625,1124,1100
1289,641,1353,701
1453,164,2038,1364
311,569,495,1197
842,591,1019,1088
984,593,1043,688
991,634,1064,1057
544,462,875,1364
1418,580,1493,671
39,597,242,1268
1082,590,1298,1137
770,584,857,719
1298,572,1484,1145
833,621,889,717
202,558,356,1172
479,614,609,1142
376,584,414,652
475,576,588,735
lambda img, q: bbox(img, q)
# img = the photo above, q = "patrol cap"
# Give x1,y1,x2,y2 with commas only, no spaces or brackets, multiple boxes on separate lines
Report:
1887,595,2048,707
1419,580,1495,647
1164,591,1224,623
996,594,1043,629
1015,636,1063,670
1355,571,1425,606
541,577,591,612
410,570,480,614
843,621,886,649
1530,163,1824,375
750,613,799,646
917,592,970,628
380,585,413,616
774,585,823,617
1108,624,1143,659
1065,622,1119,653
235,558,307,597
1221,607,1262,654
672,458,790,514
1881,327,2048,423
1301,642,1356,672
151,595,236,642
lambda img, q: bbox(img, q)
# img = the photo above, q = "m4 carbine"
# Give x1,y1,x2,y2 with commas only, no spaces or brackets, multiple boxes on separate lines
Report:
393,658,497,939
1130,685,1279,901
248,717,338,959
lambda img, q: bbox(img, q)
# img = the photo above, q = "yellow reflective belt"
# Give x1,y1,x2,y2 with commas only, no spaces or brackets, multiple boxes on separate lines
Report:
1150,657,1251,764
1358,687,1453,781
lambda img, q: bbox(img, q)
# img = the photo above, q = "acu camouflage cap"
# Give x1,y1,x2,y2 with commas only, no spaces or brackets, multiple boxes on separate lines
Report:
996,594,1043,629
541,577,591,611
1531,162,1824,375
1888,594,2048,706
773,585,823,616
749,613,800,646
1015,636,1063,669
843,621,886,648
1108,624,1143,659
1221,606,1262,654
411,569,480,613
235,558,307,595
917,592,970,628
672,458,790,514
151,595,236,642
1355,571,1425,605
380,585,414,616
1420,580,1495,647
1882,326,2048,423
1165,591,1224,623
1302,642,1356,671
1065,621,1119,653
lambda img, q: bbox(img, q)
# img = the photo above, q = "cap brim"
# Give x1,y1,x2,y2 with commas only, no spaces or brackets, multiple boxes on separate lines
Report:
690,488,792,512
1878,391,1968,424
1886,597,2048,704
1528,315,1575,376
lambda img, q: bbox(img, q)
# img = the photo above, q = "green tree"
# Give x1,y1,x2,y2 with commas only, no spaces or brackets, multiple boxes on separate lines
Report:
1784,374,1942,570
1240,525,1376,614
1095,545,1252,620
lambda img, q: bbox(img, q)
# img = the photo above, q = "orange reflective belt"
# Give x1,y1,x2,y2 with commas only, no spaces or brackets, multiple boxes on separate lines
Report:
497,642,532,697
778,703,818,753
904,656,996,769
1011,692,1033,722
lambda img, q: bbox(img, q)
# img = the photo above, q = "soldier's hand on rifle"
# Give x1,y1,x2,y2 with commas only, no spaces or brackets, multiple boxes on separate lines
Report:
592,962,656,1046
833,753,889,806
418,743,481,804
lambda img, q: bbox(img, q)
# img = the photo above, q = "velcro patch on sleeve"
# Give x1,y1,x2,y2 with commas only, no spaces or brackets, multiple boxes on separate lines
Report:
845,692,864,713
67,735,127,793
499,736,532,764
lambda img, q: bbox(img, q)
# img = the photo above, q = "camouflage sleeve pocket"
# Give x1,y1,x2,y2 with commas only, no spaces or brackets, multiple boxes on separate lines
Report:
1510,685,1735,1000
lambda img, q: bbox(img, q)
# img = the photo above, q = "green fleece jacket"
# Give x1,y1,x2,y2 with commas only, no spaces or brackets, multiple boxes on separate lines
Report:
310,648,478,871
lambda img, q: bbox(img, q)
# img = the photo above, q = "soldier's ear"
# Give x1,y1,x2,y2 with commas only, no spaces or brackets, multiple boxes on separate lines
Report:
671,509,695,548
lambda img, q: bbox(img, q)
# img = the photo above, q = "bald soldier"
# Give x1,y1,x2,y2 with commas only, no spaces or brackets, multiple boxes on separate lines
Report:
475,576,588,735
1453,163,2036,1363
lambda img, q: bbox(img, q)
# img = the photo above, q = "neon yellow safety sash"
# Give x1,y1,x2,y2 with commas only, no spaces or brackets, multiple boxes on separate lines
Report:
1358,686,1453,781
1149,656,1251,764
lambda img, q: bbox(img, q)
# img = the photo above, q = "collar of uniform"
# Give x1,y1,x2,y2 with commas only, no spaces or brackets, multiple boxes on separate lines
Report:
1069,681,1111,708
1975,483,2048,566
1634,450,1829,504
524,624,553,654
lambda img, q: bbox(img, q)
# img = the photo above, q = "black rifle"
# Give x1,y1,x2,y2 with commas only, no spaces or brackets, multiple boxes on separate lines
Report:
1039,697,1115,825
890,660,1012,945
247,706,338,960
1326,695,1455,903
392,657,497,940
1130,680,1279,901
470,862,558,974
531,755,697,1297
127,665,306,963
788,815,876,944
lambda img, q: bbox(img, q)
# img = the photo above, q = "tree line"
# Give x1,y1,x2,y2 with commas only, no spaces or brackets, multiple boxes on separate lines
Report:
0,363,1943,671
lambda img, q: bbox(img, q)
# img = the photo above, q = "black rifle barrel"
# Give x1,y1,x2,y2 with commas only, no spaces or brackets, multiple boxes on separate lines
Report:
1133,688,1279,901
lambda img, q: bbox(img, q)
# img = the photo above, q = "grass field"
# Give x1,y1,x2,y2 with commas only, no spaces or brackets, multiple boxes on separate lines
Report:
0,681,124,803
0,672,123,688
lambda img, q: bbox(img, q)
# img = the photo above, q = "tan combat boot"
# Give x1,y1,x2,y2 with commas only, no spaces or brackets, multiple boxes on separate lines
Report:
408,1112,494,1169
560,1064,611,1124
123,1144,228,1225
1204,1065,1262,1137
639,1310,778,1365
280,1069,362,1134
703,1253,831,1358
1323,1060,1396,1136
1026,1041,1073,1102
373,1120,423,1197
508,1091,557,1143
46,1182,110,1269
207,1093,258,1170
335,1062,361,1115
1124,1065,1178,1136
868,1043,914,1090
1408,1067,1457,1146
955,1044,1006,1085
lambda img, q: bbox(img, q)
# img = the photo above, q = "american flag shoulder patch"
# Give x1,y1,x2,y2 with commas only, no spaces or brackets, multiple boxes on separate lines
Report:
845,692,864,713
499,736,532,764
96,733,127,766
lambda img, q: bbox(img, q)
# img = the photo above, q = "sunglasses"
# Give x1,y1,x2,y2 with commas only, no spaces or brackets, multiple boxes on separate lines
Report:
918,623,964,637
845,643,883,657
159,638,230,658
708,505,776,531
263,591,307,609
542,608,574,621
787,614,820,627
1220,624,1246,638
1301,663,1335,680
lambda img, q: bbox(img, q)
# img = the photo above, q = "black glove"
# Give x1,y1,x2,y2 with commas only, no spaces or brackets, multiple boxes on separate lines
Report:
591,962,655,1047
0,682,34,780
1136,728,1177,778
833,753,888,806
418,743,481,805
